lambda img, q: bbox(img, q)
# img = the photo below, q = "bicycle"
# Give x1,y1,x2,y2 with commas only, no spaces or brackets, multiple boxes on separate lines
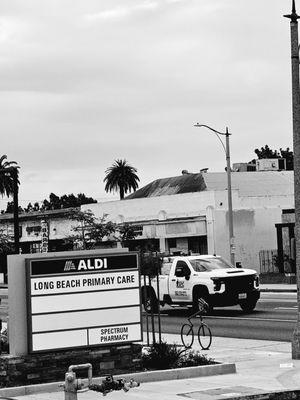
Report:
180,298,212,350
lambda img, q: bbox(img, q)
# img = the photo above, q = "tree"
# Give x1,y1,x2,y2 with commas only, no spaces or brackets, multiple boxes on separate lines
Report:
279,147,294,170
115,223,137,247
0,229,14,254
253,145,294,170
104,159,140,200
65,209,138,250
39,193,97,211
254,145,280,159
5,201,23,214
0,155,19,197
65,210,116,250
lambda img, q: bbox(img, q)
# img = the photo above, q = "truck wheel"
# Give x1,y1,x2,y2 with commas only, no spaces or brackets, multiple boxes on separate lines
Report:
240,300,257,312
144,292,159,314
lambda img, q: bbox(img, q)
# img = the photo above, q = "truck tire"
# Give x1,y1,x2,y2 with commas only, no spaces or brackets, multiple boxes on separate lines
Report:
239,300,257,312
143,291,159,314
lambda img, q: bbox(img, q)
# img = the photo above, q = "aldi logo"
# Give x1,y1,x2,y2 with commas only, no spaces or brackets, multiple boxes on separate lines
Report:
64,260,76,271
30,253,138,276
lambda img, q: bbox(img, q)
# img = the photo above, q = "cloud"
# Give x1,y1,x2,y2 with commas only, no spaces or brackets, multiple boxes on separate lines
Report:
85,1,159,22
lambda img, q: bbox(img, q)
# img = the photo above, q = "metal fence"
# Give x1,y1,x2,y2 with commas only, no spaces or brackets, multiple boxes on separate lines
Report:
259,249,278,274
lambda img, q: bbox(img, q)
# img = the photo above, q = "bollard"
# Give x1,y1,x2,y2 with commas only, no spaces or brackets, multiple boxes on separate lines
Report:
62,363,92,400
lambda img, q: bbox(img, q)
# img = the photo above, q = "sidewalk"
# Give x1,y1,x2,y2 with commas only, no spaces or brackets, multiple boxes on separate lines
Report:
260,283,297,292
5,333,300,400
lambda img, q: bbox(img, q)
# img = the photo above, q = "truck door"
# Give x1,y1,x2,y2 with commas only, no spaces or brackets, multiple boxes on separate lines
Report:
169,260,193,302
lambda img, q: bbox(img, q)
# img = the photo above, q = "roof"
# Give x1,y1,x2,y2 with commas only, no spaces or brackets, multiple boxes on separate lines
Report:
126,171,294,199
0,207,79,222
126,173,207,199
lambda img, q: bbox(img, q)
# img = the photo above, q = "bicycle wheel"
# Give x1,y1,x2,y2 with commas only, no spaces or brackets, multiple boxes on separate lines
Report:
180,323,194,348
197,323,212,350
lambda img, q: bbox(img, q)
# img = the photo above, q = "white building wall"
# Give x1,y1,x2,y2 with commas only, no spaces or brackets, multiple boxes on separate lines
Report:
82,191,216,222
81,189,293,273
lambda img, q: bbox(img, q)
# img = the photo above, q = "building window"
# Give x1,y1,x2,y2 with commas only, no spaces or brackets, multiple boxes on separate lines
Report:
31,243,41,253
26,226,41,235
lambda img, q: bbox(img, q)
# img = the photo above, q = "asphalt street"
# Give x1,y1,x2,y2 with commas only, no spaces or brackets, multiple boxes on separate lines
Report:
143,292,298,342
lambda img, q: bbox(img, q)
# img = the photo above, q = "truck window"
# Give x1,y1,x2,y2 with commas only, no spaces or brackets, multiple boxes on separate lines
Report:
190,257,234,271
175,261,191,278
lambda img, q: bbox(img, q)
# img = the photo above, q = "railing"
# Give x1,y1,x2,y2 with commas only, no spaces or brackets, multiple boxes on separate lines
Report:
259,250,278,274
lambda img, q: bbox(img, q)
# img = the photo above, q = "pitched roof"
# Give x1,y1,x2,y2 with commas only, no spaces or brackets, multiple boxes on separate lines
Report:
126,171,294,199
126,173,207,199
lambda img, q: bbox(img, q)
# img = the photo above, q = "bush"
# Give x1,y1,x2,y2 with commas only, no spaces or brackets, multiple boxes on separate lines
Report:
177,350,215,367
141,341,214,370
0,329,8,353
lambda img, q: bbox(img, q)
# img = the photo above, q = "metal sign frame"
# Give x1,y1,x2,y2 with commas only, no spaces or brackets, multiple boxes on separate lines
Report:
26,251,142,353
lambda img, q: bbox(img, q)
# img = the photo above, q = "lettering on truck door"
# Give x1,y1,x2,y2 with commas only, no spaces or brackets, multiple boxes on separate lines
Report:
169,260,192,302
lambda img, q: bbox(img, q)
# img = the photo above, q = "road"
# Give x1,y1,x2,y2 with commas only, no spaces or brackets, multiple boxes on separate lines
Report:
143,292,299,342
0,288,298,341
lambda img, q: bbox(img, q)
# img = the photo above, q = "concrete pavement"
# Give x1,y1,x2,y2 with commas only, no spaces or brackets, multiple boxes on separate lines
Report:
2,333,300,400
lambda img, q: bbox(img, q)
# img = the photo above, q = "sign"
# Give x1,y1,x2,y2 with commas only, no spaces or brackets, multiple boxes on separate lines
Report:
26,252,142,353
40,220,48,253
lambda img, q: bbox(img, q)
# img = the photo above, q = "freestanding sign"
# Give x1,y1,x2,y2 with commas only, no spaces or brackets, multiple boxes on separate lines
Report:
26,252,142,353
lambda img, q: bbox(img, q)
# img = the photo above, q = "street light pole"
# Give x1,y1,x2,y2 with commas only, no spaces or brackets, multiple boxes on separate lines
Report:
194,124,235,266
284,0,300,359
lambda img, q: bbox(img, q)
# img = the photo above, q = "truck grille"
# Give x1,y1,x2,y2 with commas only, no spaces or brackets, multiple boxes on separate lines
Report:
223,275,255,292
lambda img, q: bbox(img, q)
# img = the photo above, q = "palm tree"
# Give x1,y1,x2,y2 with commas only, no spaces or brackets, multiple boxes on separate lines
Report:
104,159,140,200
0,155,19,197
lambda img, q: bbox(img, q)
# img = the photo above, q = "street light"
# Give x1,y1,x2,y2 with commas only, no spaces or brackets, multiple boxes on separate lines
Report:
284,0,300,359
194,124,235,266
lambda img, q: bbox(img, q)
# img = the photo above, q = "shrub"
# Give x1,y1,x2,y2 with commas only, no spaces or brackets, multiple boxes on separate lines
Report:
177,350,215,367
0,329,8,353
141,340,214,370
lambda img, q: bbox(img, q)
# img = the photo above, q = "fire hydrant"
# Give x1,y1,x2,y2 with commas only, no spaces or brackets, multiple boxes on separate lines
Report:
62,363,92,400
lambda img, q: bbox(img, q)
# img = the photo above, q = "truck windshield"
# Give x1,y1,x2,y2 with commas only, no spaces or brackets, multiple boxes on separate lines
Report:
189,257,235,272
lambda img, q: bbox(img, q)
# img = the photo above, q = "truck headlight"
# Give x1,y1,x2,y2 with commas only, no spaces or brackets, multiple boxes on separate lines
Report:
211,278,224,291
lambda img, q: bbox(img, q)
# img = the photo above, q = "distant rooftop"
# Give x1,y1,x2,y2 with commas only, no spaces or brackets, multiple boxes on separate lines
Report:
126,173,206,199
126,171,294,199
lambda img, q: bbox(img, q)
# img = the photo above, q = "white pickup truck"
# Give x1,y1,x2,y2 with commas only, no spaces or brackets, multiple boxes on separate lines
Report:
141,255,260,313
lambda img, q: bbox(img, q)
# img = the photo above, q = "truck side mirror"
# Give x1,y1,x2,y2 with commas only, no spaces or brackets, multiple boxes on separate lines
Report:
185,272,191,280
236,262,242,268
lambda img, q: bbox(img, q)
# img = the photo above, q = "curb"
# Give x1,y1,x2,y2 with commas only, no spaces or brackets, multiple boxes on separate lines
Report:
227,388,300,400
0,362,236,398
260,288,297,293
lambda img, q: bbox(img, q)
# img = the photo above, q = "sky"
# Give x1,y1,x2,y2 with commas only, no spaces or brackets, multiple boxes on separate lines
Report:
0,0,295,210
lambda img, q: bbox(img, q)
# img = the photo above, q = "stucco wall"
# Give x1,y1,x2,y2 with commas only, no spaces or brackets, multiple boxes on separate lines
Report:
82,191,216,222
81,190,292,272
214,206,283,272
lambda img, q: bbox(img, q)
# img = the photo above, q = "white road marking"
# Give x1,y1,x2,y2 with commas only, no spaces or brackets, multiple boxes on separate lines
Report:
274,307,297,310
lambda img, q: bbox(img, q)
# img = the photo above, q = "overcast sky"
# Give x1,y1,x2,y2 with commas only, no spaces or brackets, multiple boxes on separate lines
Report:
0,0,295,209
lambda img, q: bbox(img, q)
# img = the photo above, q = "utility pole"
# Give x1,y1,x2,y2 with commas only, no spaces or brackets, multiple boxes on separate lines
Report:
284,0,300,359
225,127,235,266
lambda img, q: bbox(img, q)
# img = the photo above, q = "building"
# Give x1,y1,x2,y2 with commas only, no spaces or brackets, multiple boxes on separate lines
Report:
0,171,294,275
81,171,294,272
